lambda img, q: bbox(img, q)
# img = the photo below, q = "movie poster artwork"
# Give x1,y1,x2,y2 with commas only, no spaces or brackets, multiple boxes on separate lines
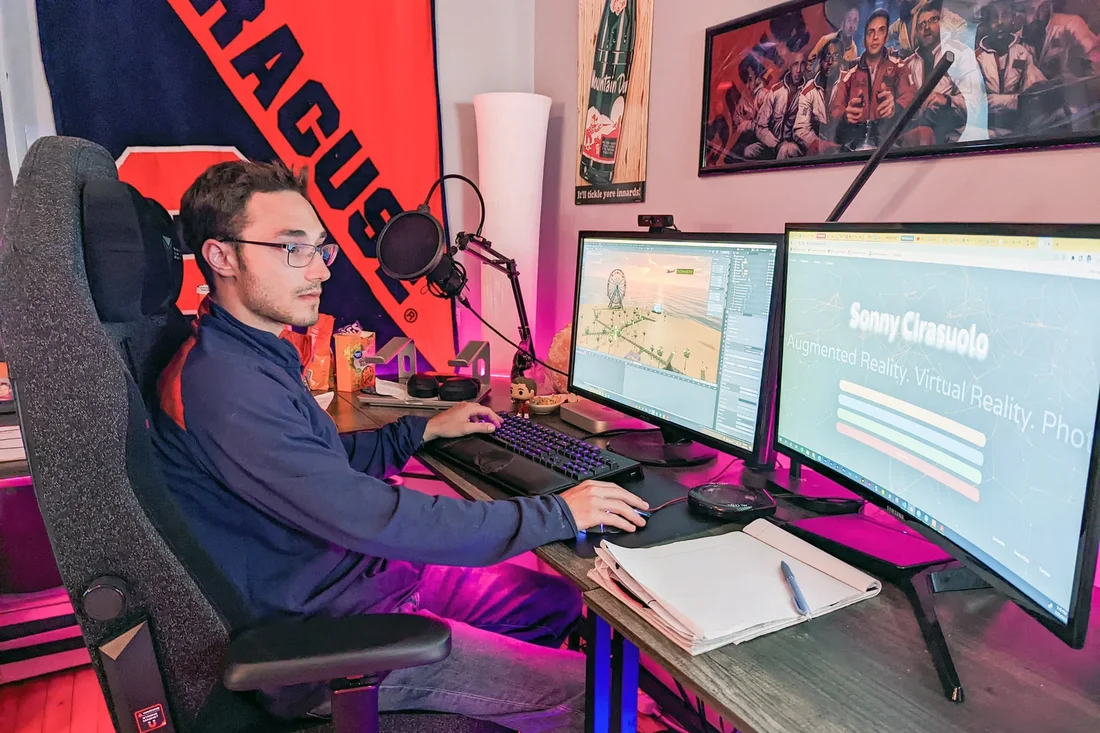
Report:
701,0,1100,174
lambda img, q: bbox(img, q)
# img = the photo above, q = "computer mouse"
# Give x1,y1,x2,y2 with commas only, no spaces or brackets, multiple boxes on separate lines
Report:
585,509,650,536
586,524,626,536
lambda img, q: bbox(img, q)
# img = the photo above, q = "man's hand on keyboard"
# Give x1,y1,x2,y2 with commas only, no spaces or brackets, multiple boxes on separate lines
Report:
560,480,650,533
423,403,503,441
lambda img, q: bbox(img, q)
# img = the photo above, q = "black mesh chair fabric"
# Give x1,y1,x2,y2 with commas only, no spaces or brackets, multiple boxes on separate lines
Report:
0,136,505,733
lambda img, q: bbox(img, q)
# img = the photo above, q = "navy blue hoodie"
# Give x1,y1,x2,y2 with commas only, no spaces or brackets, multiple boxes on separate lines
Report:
152,302,578,621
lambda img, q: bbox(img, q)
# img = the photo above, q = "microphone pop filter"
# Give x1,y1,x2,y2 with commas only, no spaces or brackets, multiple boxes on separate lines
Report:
377,205,445,280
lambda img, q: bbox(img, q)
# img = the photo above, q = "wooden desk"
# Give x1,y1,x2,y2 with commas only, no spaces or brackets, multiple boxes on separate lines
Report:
584,583,1100,733
332,386,1100,733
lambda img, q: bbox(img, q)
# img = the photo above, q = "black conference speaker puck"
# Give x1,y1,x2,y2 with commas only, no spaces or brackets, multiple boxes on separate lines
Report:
687,483,777,522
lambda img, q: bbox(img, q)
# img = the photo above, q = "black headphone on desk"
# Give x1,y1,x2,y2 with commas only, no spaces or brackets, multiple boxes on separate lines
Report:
405,373,480,401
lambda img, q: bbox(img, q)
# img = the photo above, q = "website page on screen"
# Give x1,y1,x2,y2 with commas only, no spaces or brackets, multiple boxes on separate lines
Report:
778,230,1100,620
572,236,775,453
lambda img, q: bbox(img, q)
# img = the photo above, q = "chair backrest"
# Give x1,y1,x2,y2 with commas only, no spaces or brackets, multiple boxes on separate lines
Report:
0,136,253,729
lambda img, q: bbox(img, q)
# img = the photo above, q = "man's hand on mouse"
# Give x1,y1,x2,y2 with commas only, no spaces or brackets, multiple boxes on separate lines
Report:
423,403,502,441
560,480,650,533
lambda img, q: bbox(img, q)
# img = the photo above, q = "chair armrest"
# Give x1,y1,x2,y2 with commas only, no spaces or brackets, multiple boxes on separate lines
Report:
223,613,451,690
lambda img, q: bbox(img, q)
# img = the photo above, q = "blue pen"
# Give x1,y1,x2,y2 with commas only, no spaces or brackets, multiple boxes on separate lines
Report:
781,561,810,616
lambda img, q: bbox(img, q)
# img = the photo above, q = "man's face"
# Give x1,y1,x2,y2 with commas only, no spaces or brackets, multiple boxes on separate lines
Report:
843,8,860,37
989,3,1014,43
789,55,806,84
865,16,888,57
821,41,840,76
917,9,942,49
1025,0,1052,26
219,190,331,331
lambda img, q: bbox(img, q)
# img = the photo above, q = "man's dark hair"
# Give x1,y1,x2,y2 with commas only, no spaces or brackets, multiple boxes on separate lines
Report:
867,8,891,32
179,159,309,291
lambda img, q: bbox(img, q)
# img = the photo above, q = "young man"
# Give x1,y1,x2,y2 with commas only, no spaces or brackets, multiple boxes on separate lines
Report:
794,38,843,156
905,1,969,144
976,0,1047,138
152,160,649,732
830,9,920,149
744,52,808,161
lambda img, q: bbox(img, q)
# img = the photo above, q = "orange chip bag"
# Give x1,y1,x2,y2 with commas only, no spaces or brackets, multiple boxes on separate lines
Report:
304,315,335,390
282,314,335,391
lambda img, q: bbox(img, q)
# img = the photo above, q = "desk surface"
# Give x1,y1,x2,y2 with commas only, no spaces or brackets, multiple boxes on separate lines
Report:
336,384,1100,733
585,583,1100,733
332,387,739,590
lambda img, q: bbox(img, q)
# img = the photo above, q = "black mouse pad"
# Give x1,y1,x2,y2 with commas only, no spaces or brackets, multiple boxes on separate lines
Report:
570,472,735,558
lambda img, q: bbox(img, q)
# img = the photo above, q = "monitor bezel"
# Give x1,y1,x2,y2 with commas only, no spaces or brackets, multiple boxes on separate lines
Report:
569,230,786,468
774,221,1100,648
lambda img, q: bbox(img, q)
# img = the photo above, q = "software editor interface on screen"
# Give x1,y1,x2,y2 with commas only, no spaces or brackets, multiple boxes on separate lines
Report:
572,236,776,453
778,229,1100,621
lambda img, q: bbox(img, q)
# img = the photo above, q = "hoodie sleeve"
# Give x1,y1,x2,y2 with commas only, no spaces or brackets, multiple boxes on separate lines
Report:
340,416,430,476
184,364,578,566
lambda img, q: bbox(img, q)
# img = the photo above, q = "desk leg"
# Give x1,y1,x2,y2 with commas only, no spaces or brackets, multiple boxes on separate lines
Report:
610,632,639,733
585,613,611,733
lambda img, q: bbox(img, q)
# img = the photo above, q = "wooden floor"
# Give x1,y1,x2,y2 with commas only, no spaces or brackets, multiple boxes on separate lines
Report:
0,666,113,733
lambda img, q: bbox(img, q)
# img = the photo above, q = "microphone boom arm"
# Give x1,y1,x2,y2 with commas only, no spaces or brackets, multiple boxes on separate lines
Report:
454,233,535,378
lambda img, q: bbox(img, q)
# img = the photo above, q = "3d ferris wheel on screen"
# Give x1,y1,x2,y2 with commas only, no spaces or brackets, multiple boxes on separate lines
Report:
607,268,626,309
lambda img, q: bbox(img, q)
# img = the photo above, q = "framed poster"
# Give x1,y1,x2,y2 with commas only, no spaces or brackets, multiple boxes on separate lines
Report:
700,0,1100,175
576,0,654,204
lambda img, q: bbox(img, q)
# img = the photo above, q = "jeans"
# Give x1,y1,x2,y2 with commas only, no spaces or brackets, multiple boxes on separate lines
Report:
366,563,587,732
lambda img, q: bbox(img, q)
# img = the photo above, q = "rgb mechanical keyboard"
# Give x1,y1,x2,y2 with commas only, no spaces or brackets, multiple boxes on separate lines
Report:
426,412,643,496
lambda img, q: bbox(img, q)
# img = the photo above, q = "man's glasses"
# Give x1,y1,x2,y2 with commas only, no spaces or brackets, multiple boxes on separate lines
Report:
917,14,941,30
229,239,340,268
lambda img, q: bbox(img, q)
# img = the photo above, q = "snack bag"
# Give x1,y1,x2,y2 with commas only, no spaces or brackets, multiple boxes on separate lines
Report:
281,314,336,391
303,314,335,391
333,322,377,392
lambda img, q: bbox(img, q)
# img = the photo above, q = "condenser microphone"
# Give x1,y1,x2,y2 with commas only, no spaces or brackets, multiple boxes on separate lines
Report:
377,173,539,377
376,205,467,298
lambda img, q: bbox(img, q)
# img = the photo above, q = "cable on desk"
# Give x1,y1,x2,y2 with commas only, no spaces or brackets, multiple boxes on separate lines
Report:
648,496,688,513
702,456,739,484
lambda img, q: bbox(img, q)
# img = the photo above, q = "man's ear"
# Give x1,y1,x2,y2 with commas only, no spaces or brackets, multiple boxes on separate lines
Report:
202,238,239,280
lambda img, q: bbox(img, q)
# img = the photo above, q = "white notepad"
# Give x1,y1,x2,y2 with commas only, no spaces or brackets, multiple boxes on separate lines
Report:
0,425,26,463
588,519,882,654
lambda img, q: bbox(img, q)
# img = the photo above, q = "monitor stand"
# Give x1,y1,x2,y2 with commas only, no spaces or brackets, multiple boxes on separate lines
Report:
607,425,716,468
778,461,988,703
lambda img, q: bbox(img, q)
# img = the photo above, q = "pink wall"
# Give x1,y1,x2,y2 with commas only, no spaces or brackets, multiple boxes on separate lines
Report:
532,0,1100,588
533,0,1100,351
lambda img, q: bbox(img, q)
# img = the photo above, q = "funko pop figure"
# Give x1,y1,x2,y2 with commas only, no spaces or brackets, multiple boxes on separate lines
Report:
510,376,537,418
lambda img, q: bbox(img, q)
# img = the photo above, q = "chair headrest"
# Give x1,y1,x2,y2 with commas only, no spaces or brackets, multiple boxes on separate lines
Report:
82,180,184,323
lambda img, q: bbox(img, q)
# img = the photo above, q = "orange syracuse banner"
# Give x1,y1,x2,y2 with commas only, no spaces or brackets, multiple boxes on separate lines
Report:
166,0,455,370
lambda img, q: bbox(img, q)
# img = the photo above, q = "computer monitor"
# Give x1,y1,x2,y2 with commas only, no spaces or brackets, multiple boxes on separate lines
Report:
569,230,783,468
776,223,1100,647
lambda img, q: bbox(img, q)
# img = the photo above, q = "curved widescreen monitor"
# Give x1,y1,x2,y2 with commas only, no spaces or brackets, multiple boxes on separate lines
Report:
569,230,783,465
776,223,1100,647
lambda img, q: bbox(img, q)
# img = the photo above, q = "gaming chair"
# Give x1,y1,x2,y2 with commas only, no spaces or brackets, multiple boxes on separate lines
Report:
0,136,506,732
